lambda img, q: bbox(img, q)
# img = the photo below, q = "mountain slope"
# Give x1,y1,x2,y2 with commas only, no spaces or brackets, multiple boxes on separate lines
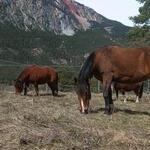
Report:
0,0,129,36
0,0,129,65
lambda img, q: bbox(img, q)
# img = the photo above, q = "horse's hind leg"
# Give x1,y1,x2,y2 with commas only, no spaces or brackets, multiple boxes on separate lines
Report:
115,89,119,101
47,83,53,95
135,96,139,103
108,87,114,114
48,83,57,96
134,90,139,103
123,92,127,103
102,74,114,115
34,84,39,96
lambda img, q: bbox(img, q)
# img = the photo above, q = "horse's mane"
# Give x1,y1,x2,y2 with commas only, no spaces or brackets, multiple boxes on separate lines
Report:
78,52,95,83
17,65,35,81
17,68,28,81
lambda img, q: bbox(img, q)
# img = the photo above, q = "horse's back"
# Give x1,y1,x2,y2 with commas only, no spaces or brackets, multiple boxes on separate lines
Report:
96,46,149,60
97,46,146,61
95,46,150,82
18,65,58,84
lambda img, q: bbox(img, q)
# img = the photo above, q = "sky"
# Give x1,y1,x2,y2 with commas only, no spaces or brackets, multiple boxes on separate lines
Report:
75,0,141,26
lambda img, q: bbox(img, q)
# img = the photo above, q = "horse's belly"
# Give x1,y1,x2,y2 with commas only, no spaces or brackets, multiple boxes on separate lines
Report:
115,75,146,83
117,76,133,83
28,76,48,84
37,80,47,84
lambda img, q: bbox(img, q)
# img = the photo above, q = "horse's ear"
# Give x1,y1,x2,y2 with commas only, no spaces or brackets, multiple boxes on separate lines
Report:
74,77,78,84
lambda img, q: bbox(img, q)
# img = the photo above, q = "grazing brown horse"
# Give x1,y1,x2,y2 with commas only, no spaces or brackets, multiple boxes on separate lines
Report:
75,45,150,115
113,82,144,103
15,65,58,96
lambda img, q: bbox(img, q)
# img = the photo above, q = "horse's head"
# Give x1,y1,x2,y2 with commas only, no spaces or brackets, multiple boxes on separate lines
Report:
14,79,23,94
74,77,91,114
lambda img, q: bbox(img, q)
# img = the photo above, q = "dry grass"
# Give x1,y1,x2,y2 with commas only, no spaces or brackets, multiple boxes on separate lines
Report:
0,90,150,150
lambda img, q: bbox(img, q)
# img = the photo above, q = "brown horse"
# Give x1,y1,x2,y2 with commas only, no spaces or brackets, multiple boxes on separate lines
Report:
15,65,58,96
75,45,150,115
113,82,144,103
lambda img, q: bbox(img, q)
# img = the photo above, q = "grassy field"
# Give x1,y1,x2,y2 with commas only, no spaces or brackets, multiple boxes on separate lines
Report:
0,90,149,150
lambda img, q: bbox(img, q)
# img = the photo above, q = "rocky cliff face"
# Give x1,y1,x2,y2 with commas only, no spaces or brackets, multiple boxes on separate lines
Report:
0,0,127,36
0,0,129,65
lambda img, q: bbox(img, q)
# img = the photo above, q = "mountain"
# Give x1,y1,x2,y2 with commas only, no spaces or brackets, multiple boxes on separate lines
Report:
0,0,129,35
0,0,129,65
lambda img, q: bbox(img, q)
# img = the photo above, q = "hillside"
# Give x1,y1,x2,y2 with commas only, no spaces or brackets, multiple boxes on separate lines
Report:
0,0,129,65
0,0,129,35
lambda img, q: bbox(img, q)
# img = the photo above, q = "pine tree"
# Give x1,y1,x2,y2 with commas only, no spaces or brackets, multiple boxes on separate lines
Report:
128,0,150,46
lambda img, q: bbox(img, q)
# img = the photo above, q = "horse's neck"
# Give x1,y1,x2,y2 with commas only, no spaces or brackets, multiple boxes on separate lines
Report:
79,52,95,81
79,74,92,85
17,71,26,82
79,68,93,82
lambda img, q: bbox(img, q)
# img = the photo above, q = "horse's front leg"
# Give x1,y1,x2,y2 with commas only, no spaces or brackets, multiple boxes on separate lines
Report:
102,74,114,115
134,90,139,103
24,84,27,96
108,86,114,114
24,83,29,96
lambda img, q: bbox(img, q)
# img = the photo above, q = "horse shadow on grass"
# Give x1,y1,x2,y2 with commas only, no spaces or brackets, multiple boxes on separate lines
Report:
113,98,136,103
115,108,150,116
39,93,66,97
89,107,150,116
89,108,105,114
24,93,66,98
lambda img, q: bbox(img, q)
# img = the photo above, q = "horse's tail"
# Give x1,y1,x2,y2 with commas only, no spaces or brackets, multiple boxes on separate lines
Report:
139,82,144,98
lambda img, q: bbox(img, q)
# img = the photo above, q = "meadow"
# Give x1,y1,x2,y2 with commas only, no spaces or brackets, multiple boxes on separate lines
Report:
0,90,149,150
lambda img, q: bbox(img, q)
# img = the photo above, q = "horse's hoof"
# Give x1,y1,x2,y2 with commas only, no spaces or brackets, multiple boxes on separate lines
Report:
109,110,113,115
104,109,113,115
109,105,114,114
104,110,110,115
80,110,88,114
84,109,88,114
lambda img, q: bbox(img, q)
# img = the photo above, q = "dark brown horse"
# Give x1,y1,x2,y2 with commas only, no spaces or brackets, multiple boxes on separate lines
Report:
75,45,150,115
15,65,58,96
113,82,144,103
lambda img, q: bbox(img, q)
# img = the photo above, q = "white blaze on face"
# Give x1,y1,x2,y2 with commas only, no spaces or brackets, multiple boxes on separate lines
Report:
80,98,85,113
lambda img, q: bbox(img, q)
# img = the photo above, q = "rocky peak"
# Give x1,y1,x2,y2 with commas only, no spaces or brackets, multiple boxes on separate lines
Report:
0,0,127,36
